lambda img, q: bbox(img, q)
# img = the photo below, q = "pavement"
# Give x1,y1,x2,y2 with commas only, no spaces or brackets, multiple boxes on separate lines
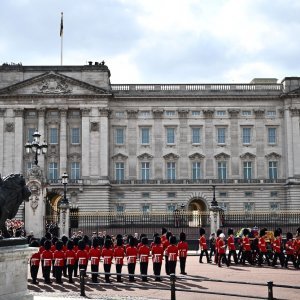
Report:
28,253,300,300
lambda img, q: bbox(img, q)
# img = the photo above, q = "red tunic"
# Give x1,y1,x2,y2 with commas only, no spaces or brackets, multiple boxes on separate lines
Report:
114,246,125,265
227,235,236,251
51,244,56,253
102,247,114,264
218,239,226,254
199,235,208,250
285,240,294,255
139,245,150,263
242,237,251,251
165,244,178,261
258,237,267,253
216,237,221,251
126,246,138,264
65,249,76,265
273,238,281,253
177,241,188,258
39,246,45,255
152,244,164,263
53,250,65,267
77,249,89,265
30,252,40,267
89,247,101,265
41,250,53,267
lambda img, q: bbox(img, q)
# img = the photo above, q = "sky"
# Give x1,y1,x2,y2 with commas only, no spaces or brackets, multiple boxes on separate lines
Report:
0,0,300,84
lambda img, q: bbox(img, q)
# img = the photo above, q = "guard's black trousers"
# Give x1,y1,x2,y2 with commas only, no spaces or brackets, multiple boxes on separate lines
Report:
55,266,63,283
91,264,99,282
115,264,123,282
179,257,186,274
67,265,74,282
227,250,238,265
200,249,210,263
164,255,170,275
258,252,270,266
153,262,162,278
140,262,148,281
104,263,111,282
128,263,136,281
43,266,51,283
168,260,177,274
30,265,39,283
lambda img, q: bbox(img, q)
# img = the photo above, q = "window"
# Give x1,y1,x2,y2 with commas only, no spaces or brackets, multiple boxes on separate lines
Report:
219,202,228,211
142,205,150,213
28,128,35,143
270,191,278,197
192,128,201,144
192,162,201,179
166,111,175,117
71,128,80,144
219,192,228,197
244,202,254,212
49,111,58,117
27,111,36,117
140,111,150,117
116,205,124,213
167,204,176,212
268,128,277,144
242,127,251,144
141,128,150,144
115,128,124,145
166,128,175,144
71,162,80,180
269,161,278,179
142,192,150,198
70,110,80,117
218,162,227,179
267,111,276,117
270,202,280,211
48,162,58,180
245,191,253,197
217,128,226,144
49,128,58,144
115,111,124,118
115,162,125,180
167,192,176,198
216,111,226,116
243,162,252,180
167,162,176,180
242,111,252,116
141,162,150,180
27,162,33,172
192,111,200,116
116,193,124,199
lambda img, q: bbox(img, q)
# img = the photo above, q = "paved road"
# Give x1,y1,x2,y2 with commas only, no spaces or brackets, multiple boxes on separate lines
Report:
28,254,299,300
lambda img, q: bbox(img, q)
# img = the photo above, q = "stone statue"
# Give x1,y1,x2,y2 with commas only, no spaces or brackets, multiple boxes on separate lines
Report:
0,174,31,237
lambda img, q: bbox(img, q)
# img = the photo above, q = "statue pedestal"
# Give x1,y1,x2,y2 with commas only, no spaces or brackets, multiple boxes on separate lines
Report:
59,202,70,238
0,239,35,300
209,205,222,234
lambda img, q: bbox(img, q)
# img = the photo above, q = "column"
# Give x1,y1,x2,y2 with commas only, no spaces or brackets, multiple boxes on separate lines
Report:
178,109,189,178
37,108,46,169
283,107,294,178
59,108,68,174
14,109,24,173
290,108,300,176
203,109,215,178
228,109,240,178
99,108,110,178
153,109,164,179
0,109,5,175
127,109,138,179
81,108,90,179
254,109,265,178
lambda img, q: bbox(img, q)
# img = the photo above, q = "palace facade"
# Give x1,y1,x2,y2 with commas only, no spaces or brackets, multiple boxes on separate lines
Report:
1,63,300,215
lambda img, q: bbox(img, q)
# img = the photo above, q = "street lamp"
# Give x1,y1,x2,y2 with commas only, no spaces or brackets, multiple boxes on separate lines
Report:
61,172,69,204
25,129,48,165
211,185,218,207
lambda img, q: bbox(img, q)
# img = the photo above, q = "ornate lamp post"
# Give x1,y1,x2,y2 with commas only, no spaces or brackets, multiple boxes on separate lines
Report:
59,172,70,237
211,185,218,207
61,172,69,204
25,129,48,166
209,185,221,234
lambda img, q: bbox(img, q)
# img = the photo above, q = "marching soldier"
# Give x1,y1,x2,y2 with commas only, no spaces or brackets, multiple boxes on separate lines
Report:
29,240,40,284
294,231,300,269
89,238,102,283
271,229,284,267
285,232,296,268
227,228,238,265
114,238,125,282
53,240,65,284
151,236,164,281
102,239,114,283
41,240,53,284
163,231,172,275
77,239,89,275
165,235,178,274
218,233,228,267
241,228,253,265
72,237,79,277
139,237,150,282
65,240,76,283
258,228,270,266
215,229,223,264
178,232,188,275
199,227,210,263
126,237,138,282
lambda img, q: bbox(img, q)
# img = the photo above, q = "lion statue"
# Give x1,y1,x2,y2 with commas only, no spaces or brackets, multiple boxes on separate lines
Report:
0,174,31,237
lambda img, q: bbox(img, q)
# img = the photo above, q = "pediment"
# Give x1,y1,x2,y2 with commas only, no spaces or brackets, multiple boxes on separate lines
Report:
214,152,230,160
163,152,179,160
265,152,281,159
188,152,205,160
137,152,153,160
240,152,256,160
0,71,110,96
112,153,128,160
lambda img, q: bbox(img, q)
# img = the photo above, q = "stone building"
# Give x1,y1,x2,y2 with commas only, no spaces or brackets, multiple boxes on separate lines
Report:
0,62,300,218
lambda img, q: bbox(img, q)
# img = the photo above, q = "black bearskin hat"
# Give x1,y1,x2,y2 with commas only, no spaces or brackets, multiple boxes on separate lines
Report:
228,228,234,236
162,227,167,235
61,235,68,245
92,238,99,248
116,234,123,240
260,228,266,237
243,228,250,236
67,240,74,250
297,227,300,236
166,231,172,241
180,232,186,241
55,240,63,251
154,236,161,245
216,229,223,237
129,237,136,247
104,238,112,248
274,229,281,238
116,238,123,247
44,240,51,250
170,235,177,245
78,239,86,251
199,227,206,236
286,232,293,240
30,240,39,247
141,237,148,245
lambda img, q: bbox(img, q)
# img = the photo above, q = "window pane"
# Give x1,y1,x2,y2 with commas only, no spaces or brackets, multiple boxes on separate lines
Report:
115,162,124,180
167,128,175,144
269,161,278,179
71,128,80,144
268,128,276,144
192,162,201,179
243,161,252,179
116,128,124,144
192,128,200,143
167,162,176,179
242,128,251,144
28,128,35,143
141,128,150,144
141,162,150,180
71,162,80,180
217,128,226,144
48,162,58,180
218,162,227,179
50,128,58,144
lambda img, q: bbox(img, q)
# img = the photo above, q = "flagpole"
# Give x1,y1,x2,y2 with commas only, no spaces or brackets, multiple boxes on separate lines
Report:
60,12,63,65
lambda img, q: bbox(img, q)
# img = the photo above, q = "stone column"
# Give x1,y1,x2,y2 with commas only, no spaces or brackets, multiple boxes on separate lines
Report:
0,108,5,175
228,109,240,178
59,202,70,238
209,206,221,235
153,109,164,179
13,109,24,173
290,108,300,176
178,109,189,178
81,108,90,179
59,108,68,173
37,108,46,169
99,108,110,178
203,109,215,178
127,109,138,179
254,109,265,178
283,107,294,178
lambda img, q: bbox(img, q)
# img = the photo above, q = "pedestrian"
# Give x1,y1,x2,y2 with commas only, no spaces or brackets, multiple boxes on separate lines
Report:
227,228,238,265
102,238,114,283
209,233,216,260
89,238,102,283
218,233,228,267
271,229,284,267
41,240,53,284
178,232,188,275
29,240,40,284
241,228,253,265
65,240,76,283
199,227,210,263
126,237,138,282
285,232,296,268
53,240,65,284
166,236,178,274
151,236,164,281
258,228,270,266
114,238,125,282
139,237,150,281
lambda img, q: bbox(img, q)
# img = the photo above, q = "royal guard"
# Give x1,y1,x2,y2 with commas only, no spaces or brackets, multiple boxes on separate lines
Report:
39,237,46,278
53,240,65,284
199,227,210,263
161,227,168,244
137,233,147,250
285,232,296,268
30,240,40,284
217,233,228,267
51,237,58,278
41,240,53,284
294,231,300,269
114,238,125,282
150,233,159,250
89,238,102,283
163,231,172,275
73,237,79,277
178,232,188,275
165,236,178,274
102,239,114,283
258,228,270,266
77,239,89,275
126,237,138,282
241,228,253,265
65,240,76,283
227,228,238,265
139,237,150,282
271,229,284,267
61,235,69,277
215,229,223,264
151,236,164,281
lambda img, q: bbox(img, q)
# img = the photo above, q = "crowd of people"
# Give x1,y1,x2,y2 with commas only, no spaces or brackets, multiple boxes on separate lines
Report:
199,227,300,268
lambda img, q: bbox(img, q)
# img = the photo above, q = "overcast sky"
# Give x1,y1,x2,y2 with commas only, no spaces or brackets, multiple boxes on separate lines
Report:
1,0,300,83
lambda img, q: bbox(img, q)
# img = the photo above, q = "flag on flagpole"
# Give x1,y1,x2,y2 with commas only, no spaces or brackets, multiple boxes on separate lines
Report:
60,12,63,37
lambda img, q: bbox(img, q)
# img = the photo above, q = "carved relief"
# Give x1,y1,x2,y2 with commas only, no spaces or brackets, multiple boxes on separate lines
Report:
28,166,43,181
203,109,215,118
214,152,230,160
163,153,180,160
14,109,24,117
178,109,189,118
5,122,14,132
240,152,256,160
152,109,164,119
90,122,99,131
99,108,111,117
189,152,205,160
30,195,39,214
254,109,265,118
137,153,153,160
37,77,72,94
228,109,240,118
0,108,5,117
290,107,300,117
112,153,128,160
126,109,139,119
265,152,281,160
81,108,90,117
